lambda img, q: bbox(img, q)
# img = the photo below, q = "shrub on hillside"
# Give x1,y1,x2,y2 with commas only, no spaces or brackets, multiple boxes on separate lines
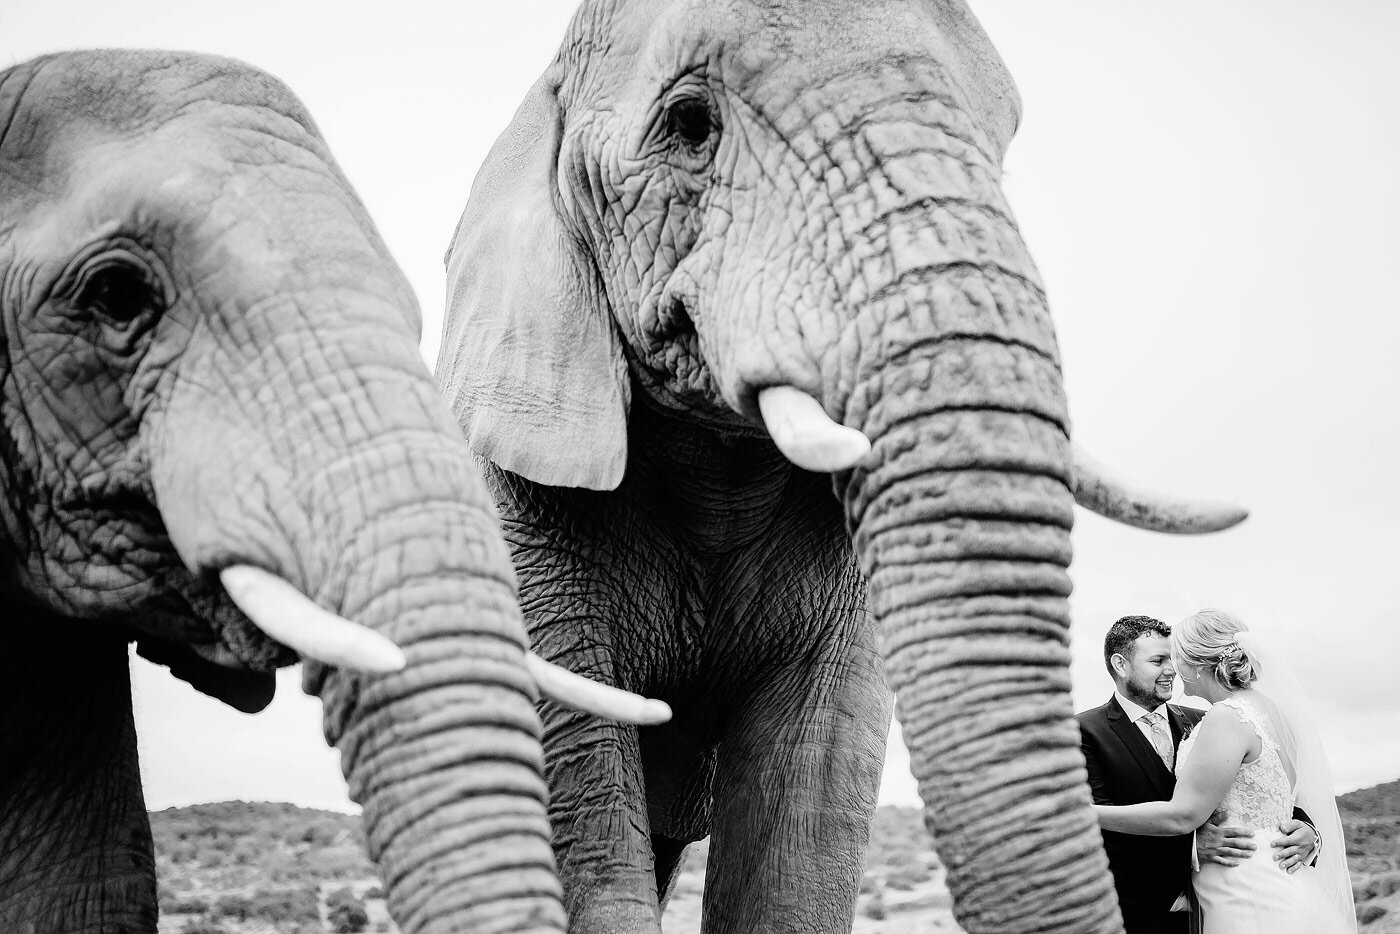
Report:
300,824,340,847
248,887,320,924
315,846,376,878
211,893,254,921
230,838,262,866
1358,902,1387,925
327,887,370,934
196,846,225,868
863,885,887,921
179,923,231,934
162,894,210,914
1358,871,1400,902
885,862,932,891
1347,820,1400,860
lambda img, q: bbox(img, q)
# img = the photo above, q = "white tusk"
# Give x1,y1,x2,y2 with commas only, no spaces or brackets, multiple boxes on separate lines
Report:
219,565,407,673
1070,444,1248,534
758,386,871,472
525,652,672,725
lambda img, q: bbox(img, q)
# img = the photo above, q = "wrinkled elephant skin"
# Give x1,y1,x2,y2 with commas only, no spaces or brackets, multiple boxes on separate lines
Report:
0,51,565,933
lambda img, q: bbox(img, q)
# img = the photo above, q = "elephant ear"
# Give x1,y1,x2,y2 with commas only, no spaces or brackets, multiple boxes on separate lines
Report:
439,74,630,491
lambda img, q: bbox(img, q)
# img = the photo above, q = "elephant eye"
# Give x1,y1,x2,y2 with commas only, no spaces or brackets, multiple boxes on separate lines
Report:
74,259,164,324
667,97,714,146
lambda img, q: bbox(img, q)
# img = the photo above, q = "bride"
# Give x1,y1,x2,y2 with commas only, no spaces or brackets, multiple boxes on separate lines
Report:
1093,608,1356,933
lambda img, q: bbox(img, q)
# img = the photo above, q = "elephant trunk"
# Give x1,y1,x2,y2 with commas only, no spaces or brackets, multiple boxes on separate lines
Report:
841,380,1117,932
821,108,1122,930
821,233,1126,928
302,447,562,934
146,292,565,933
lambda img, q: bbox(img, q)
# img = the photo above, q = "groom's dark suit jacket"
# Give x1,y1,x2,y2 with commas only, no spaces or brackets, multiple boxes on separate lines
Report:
1078,697,1204,934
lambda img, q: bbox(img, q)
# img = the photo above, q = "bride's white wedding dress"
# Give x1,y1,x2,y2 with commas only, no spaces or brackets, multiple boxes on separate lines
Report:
1177,693,1352,934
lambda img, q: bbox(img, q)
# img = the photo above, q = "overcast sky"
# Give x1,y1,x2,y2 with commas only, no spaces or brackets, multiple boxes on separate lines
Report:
5,1,1397,812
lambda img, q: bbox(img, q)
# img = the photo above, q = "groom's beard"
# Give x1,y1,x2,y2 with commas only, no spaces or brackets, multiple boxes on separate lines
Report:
1124,676,1173,710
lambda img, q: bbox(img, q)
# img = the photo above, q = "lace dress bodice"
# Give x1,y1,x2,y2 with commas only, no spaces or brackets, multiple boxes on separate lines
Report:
1177,693,1295,832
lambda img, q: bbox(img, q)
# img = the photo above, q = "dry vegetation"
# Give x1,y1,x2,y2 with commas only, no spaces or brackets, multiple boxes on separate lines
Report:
151,802,385,934
154,781,1399,933
1343,780,1400,932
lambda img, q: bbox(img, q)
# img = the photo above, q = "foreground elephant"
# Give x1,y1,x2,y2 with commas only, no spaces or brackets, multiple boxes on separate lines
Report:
0,50,596,933
440,2,1246,933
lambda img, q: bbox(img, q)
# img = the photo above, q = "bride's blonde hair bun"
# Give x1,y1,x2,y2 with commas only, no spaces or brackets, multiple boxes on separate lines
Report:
1173,608,1259,691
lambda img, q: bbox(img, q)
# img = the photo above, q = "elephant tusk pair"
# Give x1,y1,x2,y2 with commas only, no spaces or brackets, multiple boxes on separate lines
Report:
218,565,673,725
756,386,1247,533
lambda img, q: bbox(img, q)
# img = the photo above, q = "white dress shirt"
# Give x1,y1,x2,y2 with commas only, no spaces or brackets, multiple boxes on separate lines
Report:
1114,691,1171,750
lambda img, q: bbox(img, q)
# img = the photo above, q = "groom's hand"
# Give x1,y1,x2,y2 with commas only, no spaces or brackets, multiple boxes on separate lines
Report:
1271,819,1318,873
1197,822,1256,867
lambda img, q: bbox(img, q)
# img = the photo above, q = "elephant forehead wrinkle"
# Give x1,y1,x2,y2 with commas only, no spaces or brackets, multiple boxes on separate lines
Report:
0,59,52,183
759,67,983,163
864,118,985,160
59,50,317,142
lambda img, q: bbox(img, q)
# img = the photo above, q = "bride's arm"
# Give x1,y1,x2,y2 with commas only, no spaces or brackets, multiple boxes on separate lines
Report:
1094,707,1257,836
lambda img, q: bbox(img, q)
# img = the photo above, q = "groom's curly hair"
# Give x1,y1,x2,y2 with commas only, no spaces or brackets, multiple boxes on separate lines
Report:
1103,615,1172,673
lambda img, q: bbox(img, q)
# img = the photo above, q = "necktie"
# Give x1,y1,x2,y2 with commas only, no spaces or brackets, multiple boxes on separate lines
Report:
1143,711,1175,771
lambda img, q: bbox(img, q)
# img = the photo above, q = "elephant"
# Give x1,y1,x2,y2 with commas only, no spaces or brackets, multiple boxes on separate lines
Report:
0,48,668,934
437,2,1245,933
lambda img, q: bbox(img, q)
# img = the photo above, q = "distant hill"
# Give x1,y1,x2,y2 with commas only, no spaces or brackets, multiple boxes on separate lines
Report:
152,781,1400,933
1341,780,1400,931
1341,778,1400,819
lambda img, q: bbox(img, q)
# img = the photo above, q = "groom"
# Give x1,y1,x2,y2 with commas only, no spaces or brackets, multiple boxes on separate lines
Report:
1078,615,1318,934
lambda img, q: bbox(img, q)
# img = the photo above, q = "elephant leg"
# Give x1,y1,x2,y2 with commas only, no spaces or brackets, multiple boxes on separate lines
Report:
651,835,690,903
0,624,156,932
543,704,662,934
640,724,717,906
701,622,891,934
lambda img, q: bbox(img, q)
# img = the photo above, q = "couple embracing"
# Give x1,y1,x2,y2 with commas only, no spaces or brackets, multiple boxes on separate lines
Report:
1079,611,1357,934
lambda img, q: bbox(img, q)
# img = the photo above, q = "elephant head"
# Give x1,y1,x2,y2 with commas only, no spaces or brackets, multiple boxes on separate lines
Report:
440,2,1242,931
0,49,613,933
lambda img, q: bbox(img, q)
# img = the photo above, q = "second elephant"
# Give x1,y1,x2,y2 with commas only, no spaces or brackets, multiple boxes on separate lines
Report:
0,50,569,934
439,2,1242,933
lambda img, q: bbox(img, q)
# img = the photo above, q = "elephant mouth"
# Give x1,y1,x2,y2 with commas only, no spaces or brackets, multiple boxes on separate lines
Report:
40,482,297,670
628,276,754,427
635,387,767,436
169,570,298,670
